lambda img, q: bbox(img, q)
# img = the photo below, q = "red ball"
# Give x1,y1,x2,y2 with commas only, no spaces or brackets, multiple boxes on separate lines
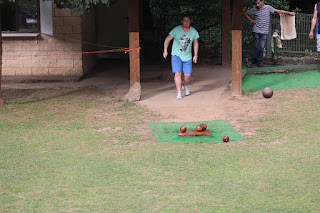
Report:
180,126,187,133
262,87,273,98
223,135,229,142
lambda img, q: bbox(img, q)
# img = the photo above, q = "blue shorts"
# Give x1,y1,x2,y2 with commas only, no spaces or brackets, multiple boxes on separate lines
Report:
171,55,192,75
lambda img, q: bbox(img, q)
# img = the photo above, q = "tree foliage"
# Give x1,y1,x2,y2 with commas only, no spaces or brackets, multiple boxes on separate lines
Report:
148,0,293,56
54,0,116,14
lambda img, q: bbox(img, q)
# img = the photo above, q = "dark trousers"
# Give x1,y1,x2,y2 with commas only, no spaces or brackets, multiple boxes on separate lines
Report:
249,32,267,64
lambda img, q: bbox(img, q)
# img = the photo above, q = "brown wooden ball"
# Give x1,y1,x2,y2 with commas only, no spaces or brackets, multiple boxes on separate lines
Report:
223,135,229,142
200,124,205,130
262,87,273,98
201,124,207,130
196,125,203,132
180,126,187,133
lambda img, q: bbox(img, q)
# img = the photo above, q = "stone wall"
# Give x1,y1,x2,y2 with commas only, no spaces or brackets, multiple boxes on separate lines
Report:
263,54,320,66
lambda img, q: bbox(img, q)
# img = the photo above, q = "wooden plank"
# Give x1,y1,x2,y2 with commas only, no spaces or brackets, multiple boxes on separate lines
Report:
222,0,231,66
177,130,212,137
232,30,242,96
129,32,140,86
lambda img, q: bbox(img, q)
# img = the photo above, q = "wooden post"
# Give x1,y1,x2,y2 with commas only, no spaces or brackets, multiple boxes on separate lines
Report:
0,16,5,106
232,30,242,95
128,0,140,87
222,0,231,66
231,0,244,96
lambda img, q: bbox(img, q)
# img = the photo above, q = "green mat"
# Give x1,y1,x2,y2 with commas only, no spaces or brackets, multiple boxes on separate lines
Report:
148,120,244,142
242,70,320,90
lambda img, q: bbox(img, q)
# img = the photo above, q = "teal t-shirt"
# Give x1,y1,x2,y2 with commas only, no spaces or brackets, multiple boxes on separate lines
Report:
169,25,199,61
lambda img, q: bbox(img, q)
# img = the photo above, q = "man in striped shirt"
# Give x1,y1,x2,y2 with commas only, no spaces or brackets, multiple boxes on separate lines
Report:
309,2,320,51
245,0,295,68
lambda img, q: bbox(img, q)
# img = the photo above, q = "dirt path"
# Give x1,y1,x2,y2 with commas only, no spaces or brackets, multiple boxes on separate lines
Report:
137,64,232,122
4,61,293,139
2,61,237,122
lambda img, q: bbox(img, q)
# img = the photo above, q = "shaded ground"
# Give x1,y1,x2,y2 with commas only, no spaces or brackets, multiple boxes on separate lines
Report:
2,59,232,123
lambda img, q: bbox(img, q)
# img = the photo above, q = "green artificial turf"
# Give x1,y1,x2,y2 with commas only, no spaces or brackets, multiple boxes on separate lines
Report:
148,120,244,142
242,70,320,90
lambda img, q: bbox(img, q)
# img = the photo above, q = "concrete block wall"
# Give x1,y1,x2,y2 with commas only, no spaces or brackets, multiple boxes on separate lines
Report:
1,4,97,80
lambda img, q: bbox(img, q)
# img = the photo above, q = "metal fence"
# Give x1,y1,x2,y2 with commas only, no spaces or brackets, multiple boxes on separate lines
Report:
267,13,317,54
156,13,318,56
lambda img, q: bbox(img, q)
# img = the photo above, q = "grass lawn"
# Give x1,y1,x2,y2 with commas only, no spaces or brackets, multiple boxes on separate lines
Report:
0,86,319,212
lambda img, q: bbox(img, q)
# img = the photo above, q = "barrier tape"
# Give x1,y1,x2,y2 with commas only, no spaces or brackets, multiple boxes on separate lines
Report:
0,34,141,59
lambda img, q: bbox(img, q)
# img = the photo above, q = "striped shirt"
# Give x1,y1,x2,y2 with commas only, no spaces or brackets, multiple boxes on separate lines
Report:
317,2,320,34
248,4,275,34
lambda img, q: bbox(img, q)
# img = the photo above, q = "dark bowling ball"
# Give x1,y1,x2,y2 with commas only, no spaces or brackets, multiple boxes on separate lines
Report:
200,124,207,131
180,126,187,133
223,136,229,142
262,87,273,98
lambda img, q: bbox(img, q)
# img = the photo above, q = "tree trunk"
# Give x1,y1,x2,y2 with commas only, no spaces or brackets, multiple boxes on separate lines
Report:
0,16,5,106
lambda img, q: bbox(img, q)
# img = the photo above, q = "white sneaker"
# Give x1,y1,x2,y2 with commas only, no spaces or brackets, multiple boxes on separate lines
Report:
176,91,182,99
182,84,190,96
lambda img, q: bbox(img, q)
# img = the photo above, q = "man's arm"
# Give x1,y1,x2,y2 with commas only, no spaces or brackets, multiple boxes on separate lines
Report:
193,39,199,64
163,35,173,59
274,9,295,16
244,11,255,24
309,4,317,39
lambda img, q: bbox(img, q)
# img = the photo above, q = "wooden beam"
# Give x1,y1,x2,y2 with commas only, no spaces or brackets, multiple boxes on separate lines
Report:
222,0,231,66
231,0,244,96
232,0,244,30
128,0,140,87
0,16,5,106
129,32,140,86
128,0,139,32
232,30,242,96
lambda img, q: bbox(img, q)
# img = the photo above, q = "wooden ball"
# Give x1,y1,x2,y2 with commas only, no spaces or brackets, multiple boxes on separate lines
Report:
223,135,229,142
201,124,207,130
196,125,203,132
262,87,273,98
180,126,187,133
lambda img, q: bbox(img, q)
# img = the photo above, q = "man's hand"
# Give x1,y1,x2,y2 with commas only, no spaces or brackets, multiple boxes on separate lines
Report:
163,51,168,59
193,56,198,63
289,12,296,16
309,32,314,39
251,20,256,24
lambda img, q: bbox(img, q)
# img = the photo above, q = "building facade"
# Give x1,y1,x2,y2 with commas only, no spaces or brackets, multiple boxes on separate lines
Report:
1,0,97,81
